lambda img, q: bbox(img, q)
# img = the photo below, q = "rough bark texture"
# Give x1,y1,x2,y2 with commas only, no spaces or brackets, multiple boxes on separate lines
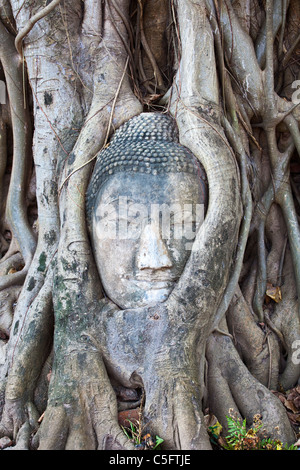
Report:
0,0,299,451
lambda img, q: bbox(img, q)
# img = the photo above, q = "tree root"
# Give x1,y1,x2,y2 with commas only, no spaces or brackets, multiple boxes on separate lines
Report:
0,286,21,337
0,0,299,453
15,0,62,56
271,249,300,390
206,327,296,446
227,286,281,389
136,0,165,91
211,115,252,332
0,264,54,443
0,20,36,274
142,370,211,450
33,0,143,450
34,351,135,450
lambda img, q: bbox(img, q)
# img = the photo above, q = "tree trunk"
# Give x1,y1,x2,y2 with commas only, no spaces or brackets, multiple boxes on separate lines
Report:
0,0,299,451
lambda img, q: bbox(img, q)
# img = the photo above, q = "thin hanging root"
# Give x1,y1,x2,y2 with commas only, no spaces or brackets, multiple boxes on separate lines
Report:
111,0,134,50
0,267,27,291
281,31,300,69
106,0,138,92
131,3,161,98
276,187,300,318
0,236,20,265
264,310,286,349
59,2,92,95
15,0,61,56
255,218,270,322
0,0,17,35
278,0,288,58
254,0,290,69
247,0,300,321
284,114,300,157
248,141,294,320
58,56,130,194
137,0,164,90
0,21,36,279
262,2,300,316
206,3,261,151
0,252,24,277
277,235,287,287
211,115,252,332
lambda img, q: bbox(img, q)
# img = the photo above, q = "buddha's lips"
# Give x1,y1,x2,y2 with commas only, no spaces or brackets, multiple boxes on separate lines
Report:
129,279,176,290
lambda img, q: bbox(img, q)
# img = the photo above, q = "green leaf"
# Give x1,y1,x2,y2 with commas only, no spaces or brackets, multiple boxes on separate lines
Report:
153,436,164,450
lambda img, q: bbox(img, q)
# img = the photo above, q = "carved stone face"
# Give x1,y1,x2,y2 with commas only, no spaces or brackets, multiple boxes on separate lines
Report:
91,171,205,309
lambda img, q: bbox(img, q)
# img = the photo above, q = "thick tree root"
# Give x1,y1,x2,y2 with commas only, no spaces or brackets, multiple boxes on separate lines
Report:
227,286,281,389
142,372,211,450
0,20,36,272
206,328,296,446
0,0,299,452
34,351,135,450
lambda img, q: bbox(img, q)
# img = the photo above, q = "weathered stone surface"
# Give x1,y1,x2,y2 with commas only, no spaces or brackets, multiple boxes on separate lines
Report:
0,436,13,449
86,112,208,309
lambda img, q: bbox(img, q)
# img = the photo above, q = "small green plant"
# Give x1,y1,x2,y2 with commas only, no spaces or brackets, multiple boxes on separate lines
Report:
121,419,164,450
221,411,298,450
120,388,164,450
225,415,249,450
121,419,141,446
152,436,164,450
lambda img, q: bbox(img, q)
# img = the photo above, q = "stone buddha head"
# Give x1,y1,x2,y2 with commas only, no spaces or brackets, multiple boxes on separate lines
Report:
86,113,207,309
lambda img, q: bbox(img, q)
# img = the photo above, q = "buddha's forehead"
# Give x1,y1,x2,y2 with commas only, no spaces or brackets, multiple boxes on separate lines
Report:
86,113,208,229
95,171,202,206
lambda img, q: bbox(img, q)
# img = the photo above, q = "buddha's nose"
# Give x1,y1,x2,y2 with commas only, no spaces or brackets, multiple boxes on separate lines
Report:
137,224,173,270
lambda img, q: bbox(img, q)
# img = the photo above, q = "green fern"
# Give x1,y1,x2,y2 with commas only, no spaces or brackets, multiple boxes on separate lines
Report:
225,415,248,450
223,413,298,451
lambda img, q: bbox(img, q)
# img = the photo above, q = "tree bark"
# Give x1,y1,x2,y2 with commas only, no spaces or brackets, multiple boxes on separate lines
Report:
0,0,299,451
